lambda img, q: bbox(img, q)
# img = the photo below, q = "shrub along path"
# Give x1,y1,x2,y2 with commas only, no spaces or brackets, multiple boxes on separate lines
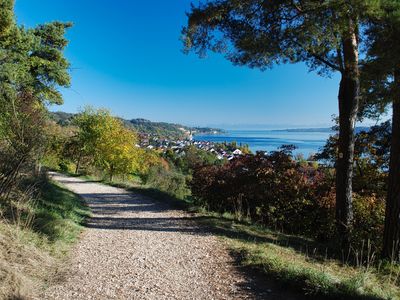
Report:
38,172,303,300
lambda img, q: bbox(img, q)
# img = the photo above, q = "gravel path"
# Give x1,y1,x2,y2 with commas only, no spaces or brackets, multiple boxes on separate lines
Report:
38,172,300,300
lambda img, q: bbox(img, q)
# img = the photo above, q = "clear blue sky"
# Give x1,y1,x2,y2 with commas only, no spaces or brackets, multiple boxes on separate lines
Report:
15,0,344,128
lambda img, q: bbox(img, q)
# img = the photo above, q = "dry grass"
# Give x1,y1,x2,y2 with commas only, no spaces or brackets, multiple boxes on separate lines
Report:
0,222,55,299
199,215,400,299
0,180,90,299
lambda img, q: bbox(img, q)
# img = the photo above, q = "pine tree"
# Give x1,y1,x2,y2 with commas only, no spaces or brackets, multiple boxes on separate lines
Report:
362,0,400,260
182,0,374,244
0,0,71,197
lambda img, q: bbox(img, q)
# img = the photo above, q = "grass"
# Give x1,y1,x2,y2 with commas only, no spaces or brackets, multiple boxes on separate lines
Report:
66,172,400,299
72,172,193,210
196,215,400,300
33,180,91,253
0,179,91,299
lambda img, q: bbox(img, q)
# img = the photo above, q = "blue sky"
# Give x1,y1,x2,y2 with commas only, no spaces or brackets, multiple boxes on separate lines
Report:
15,0,344,128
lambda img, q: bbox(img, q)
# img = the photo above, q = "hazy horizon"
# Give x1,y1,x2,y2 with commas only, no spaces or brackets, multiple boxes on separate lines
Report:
50,107,386,131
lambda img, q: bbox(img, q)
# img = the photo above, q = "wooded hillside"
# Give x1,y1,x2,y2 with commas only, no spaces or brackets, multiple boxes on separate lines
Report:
50,111,224,139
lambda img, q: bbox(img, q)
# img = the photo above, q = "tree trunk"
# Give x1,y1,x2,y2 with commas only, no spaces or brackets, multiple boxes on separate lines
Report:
110,165,114,182
35,160,42,177
335,19,360,247
75,153,81,174
382,69,400,260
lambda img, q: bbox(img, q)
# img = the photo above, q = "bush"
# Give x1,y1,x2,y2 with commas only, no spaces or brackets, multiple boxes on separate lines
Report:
352,193,385,250
58,160,75,173
192,149,332,235
191,148,385,252
145,165,190,199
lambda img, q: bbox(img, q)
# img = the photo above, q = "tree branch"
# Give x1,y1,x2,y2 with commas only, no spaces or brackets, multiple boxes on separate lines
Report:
292,40,341,72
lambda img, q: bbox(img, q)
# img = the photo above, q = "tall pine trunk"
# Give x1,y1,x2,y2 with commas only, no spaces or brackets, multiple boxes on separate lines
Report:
335,19,360,246
382,69,400,260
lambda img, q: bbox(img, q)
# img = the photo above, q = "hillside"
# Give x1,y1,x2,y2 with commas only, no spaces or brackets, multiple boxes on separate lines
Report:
50,111,223,139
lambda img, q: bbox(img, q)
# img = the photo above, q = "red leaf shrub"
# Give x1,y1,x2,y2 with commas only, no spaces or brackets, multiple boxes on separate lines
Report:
191,149,384,247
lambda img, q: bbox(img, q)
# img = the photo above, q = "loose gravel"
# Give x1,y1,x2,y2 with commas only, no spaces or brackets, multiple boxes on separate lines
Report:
38,172,301,300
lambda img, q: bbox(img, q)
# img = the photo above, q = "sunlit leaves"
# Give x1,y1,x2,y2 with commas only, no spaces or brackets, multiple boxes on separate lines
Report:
73,108,142,180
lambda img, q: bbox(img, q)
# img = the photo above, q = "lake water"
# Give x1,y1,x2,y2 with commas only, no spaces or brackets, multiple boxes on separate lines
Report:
193,129,334,157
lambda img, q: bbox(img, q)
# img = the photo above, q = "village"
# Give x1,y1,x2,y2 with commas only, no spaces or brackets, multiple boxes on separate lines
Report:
137,133,246,161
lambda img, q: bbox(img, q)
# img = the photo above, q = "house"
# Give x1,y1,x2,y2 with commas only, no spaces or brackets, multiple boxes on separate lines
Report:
233,149,242,156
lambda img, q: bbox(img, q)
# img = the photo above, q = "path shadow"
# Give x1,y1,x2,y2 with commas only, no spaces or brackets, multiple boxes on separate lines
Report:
81,188,333,264
80,190,308,299
81,191,211,235
70,181,382,300
81,193,172,215
56,179,103,184
123,186,344,264
86,216,207,233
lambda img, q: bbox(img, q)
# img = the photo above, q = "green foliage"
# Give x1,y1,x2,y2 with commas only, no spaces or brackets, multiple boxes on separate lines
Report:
145,165,190,199
72,107,141,180
46,109,165,182
0,0,14,38
126,118,190,139
33,180,90,244
316,121,391,194
40,119,74,169
140,144,226,200
29,22,72,104
352,194,385,248
50,112,224,140
136,148,162,175
0,0,71,203
126,118,223,139
216,141,251,154
183,0,374,75
360,0,400,119
0,19,71,107
165,145,221,174
361,0,400,260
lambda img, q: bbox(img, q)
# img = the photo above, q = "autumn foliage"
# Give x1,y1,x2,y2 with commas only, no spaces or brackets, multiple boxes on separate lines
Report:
191,147,385,248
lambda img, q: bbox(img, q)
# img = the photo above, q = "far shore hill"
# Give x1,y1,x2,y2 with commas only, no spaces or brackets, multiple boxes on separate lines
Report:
51,111,372,140
50,111,224,140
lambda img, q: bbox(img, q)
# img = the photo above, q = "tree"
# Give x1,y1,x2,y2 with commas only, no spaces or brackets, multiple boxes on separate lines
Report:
0,0,71,198
0,0,13,39
95,117,139,181
182,0,373,243
72,108,106,173
136,148,162,176
73,108,140,181
362,0,400,259
43,120,77,171
316,121,391,196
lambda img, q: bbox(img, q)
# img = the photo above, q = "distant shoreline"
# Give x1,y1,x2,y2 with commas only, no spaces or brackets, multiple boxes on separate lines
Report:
192,128,336,157
193,126,370,135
